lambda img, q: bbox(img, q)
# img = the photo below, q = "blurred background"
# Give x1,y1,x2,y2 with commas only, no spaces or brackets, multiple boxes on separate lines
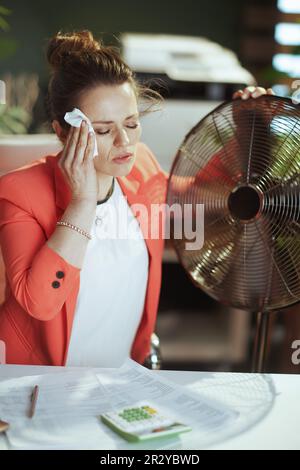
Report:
0,0,300,373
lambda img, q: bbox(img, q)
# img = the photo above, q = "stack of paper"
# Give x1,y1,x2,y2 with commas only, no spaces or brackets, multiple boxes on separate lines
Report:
0,359,238,449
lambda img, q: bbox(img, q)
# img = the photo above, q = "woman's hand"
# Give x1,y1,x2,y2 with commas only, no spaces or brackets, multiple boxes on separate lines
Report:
233,86,275,100
58,120,98,203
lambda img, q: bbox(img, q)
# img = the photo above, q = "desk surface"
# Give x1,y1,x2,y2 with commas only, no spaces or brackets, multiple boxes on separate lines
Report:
0,364,299,450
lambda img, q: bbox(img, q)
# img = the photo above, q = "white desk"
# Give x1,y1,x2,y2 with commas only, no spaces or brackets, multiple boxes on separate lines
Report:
0,364,299,450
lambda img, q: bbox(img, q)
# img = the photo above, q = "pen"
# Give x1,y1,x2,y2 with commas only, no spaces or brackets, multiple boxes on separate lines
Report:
0,419,9,433
29,385,39,419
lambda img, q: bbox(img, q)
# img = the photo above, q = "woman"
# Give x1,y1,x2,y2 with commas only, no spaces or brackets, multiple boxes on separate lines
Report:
0,30,273,366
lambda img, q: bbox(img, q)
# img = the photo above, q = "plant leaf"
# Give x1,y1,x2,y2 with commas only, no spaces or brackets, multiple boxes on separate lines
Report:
0,37,18,59
0,6,12,16
0,106,31,134
0,16,10,31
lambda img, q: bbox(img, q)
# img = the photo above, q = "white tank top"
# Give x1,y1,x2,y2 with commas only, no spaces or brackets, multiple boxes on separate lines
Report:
66,179,149,367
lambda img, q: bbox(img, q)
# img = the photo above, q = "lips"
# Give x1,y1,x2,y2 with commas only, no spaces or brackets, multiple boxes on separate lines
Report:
112,153,133,160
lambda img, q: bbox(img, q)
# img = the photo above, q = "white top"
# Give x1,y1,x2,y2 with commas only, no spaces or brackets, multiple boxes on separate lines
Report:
66,179,149,367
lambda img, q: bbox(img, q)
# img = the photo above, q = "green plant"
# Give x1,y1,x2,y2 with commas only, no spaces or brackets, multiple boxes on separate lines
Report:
0,4,17,60
0,73,39,134
0,102,31,134
0,3,9,29
0,5,38,134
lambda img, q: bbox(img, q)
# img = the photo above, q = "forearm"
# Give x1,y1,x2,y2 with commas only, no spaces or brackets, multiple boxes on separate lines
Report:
46,199,96,268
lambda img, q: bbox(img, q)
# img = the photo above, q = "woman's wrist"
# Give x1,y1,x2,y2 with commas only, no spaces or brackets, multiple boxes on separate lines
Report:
70,196,97,206
56,220,92,240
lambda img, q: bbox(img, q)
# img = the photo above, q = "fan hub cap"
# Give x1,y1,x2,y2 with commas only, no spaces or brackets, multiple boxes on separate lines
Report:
228,184,262,221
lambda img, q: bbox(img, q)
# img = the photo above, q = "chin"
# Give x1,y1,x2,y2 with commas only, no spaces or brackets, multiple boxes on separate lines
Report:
112,159,136,177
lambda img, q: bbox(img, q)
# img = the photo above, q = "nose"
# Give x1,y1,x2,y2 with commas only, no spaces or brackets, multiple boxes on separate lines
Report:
114,128,130,147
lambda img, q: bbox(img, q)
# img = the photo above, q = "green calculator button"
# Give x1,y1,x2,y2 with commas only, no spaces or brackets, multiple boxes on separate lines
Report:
101,403,192,442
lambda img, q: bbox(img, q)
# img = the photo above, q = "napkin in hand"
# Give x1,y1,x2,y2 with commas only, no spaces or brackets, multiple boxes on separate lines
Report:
64,108,98,157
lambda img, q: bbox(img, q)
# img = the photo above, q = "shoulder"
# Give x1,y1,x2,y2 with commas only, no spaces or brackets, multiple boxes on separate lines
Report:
0,155,55,212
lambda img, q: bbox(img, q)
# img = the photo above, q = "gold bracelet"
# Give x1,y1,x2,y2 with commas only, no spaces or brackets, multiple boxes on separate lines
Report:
56,221,92,240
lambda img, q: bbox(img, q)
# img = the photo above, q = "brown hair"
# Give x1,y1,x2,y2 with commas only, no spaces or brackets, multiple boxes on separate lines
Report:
45,30,163,134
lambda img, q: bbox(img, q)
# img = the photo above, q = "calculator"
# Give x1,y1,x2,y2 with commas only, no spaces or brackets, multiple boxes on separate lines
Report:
100,402,191,442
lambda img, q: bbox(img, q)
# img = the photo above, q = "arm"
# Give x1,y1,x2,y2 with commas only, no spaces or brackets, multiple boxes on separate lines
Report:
46,198,95,268
0,176,95,322
0,119,99,321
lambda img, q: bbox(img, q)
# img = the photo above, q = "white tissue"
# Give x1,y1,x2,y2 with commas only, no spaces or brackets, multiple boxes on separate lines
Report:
64,108,98,157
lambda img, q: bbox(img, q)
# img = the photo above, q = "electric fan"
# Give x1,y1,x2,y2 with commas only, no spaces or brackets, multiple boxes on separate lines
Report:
167,95,300,372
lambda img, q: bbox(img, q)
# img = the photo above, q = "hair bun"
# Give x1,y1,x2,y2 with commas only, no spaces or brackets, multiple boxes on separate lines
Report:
46,30,101,69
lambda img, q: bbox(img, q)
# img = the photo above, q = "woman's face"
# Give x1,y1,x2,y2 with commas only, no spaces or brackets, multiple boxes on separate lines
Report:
76,82,142,177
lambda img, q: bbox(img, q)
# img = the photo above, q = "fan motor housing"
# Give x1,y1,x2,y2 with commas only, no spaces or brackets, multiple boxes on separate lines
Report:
228,184,263,222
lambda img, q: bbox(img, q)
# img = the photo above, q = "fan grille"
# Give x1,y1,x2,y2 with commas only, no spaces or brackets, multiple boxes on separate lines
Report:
167,96,300,311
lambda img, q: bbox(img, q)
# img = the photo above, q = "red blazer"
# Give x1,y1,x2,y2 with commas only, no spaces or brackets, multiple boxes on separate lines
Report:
0,142,167,366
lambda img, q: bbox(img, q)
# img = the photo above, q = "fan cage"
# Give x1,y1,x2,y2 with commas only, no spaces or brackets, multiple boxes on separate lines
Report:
167,95,300,311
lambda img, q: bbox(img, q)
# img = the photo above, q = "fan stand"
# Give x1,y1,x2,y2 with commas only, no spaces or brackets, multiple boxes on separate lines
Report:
228,186,274,373
252,311,271,373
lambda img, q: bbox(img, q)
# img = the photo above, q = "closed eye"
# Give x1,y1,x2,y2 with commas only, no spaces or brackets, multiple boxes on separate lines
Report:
96,124,139,135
